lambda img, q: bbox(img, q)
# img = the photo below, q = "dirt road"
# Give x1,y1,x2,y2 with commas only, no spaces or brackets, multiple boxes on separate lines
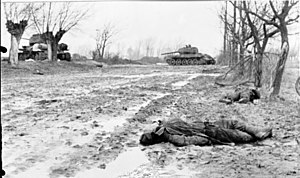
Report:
1,63,299,178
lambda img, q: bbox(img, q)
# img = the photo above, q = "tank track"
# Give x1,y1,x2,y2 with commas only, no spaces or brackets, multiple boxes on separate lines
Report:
165,56,215,66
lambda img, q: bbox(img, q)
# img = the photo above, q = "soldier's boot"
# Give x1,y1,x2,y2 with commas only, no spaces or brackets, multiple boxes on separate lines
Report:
253,128,273,140
219,98,233,104
237,98,249,104
234,122,272,140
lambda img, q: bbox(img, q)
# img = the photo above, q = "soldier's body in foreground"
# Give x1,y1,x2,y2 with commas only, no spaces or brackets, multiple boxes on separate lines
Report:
140,119,272,147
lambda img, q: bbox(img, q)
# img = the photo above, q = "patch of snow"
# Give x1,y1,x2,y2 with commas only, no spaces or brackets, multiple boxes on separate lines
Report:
25,59,35,62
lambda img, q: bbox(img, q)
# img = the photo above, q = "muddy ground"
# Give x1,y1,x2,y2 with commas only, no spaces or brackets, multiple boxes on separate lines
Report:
1,60,300,178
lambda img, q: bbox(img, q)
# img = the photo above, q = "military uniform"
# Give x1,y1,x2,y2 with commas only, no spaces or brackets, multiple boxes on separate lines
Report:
219,87,260,104
140,119,272,146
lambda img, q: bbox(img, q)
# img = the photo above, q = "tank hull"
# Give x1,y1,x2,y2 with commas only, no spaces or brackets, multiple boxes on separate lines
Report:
18,50,71,61
164,53,215,66
18,34,71,61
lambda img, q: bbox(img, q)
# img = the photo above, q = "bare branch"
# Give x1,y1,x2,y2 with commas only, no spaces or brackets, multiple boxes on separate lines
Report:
3,3,10,21
47,2,52,32
30,4,43,34
286,14,299,25
269,1,279,18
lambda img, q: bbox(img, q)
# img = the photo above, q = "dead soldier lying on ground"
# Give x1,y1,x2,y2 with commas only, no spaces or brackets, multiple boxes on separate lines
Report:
140,119,272,146
219,87,260,104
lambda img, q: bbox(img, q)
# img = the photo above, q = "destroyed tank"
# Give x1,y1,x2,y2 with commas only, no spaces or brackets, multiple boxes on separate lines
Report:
18,34,71,61
161,45,215,66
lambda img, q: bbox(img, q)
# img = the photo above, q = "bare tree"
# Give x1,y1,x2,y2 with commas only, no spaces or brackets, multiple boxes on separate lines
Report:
116,43,125,57
219,1,253,68
144,37,155,57
242,1,282,87
3,3,36,66
134,40,143,60
30,2,89,61
223,1,228,58
231,0,238,66
172,39,186,51
237,1,247,75
156,41,164,58
268,1,299,97
127,47,134,60
95,23,118,59
243,0,299,95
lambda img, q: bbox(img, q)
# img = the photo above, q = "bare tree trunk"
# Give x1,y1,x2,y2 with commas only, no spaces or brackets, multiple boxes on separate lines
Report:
238,1,245,75
228,40,232,66
254,52,263,87
96,48,101,59
52,41,58,61
248,57,253,79
232,1,237,65
50,30,66,61
9,34,21,67
101,44,105,59
239,45,245,75
223,1,228,57
270,33,289,97
47,40,52,60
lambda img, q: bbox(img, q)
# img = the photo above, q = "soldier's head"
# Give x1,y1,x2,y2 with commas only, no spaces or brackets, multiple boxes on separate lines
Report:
139,127,167,146
251,89,260,100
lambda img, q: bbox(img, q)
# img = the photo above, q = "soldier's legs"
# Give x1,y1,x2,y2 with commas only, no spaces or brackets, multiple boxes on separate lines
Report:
214,119,272,140
205,120,254,143
238,91,251,103
166,134,211,146
216,128,254,143
219,92,241,104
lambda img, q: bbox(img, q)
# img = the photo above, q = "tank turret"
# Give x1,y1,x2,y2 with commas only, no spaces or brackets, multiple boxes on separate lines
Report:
161,45,215,66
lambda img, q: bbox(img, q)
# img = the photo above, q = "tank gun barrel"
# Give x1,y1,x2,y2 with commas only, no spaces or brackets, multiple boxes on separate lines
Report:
161,51,179,55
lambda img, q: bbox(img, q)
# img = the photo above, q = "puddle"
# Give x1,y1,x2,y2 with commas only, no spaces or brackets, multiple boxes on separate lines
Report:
99,92,169,133
75,147,149,178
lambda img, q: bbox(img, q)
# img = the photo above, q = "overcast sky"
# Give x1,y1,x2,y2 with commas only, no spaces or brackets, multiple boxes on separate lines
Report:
1,1,224,58
1,1,299,59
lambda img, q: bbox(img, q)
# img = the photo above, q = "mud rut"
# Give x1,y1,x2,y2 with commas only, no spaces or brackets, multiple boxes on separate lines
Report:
1,65,299,178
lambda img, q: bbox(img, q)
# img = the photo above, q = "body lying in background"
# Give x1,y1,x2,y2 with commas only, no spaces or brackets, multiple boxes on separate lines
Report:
219,87,260,104
140,119,272,147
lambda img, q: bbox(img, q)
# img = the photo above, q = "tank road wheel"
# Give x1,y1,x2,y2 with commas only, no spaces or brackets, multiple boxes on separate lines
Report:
192,59,197,65
196,59,204,65
188,59,193,65
183,59,188,65
166,59,171,64
171,59,176,65
176,60,182,65
34,53,39,61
